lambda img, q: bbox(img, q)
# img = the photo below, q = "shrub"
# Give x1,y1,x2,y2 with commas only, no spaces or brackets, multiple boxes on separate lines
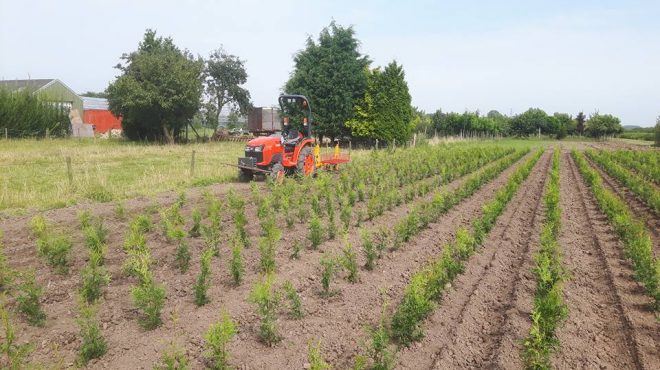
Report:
320,256,338,297
29,215,47,238
131,266,166,330
0,298,33,370
201,223,221,257
290,240,302,260
154,346,189,370
258,221,281,274
114,201,127,220
361,229,377,271
230,239,243,286
15,272,46,327
340,199,352,231
36,234,72,274
189,208,202,237
309,212,323,249
249,275,281,345
307,340,331,370
364,302,395,370
283,281,303,319
228,190,249,248
79,253,111,304
175,240,191,273
76,302,107,365
341,238,359,283
204,311,237,370
194,248,214,306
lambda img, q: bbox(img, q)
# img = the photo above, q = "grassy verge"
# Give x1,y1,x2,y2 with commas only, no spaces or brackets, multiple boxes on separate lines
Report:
523,148,567,369
572,150,659,311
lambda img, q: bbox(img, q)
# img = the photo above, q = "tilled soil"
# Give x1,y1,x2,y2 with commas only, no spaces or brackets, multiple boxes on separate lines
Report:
2,144,659,369
0,151,522,369
552,151,659,370
583,154,660,254
396,149,551,369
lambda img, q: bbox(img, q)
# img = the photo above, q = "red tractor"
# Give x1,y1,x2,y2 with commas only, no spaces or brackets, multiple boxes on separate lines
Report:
238,95,317,182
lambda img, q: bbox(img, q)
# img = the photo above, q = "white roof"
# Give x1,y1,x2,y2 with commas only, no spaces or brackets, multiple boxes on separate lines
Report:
82,97,109,110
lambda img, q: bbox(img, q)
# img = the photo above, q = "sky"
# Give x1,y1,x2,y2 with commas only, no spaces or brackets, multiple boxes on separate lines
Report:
1,0,659,126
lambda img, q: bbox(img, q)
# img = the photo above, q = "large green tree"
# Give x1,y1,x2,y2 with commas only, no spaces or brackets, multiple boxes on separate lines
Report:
205,48,252,127
510,108,549,136
346,61,414,142
284,22,370,140
575,111,586,136
107,29,204,142
586,113,622,138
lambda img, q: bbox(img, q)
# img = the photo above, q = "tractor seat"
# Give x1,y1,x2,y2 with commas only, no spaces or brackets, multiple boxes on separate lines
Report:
283,131,302,152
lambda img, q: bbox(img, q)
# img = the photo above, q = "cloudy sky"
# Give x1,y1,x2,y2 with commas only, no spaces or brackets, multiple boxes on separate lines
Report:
1,0,658,126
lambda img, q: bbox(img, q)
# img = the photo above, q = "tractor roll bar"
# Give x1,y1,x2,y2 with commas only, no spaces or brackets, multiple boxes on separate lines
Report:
278,94,313,138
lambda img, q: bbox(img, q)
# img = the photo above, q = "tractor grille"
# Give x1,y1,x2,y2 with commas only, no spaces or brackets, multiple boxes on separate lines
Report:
245,150,263,163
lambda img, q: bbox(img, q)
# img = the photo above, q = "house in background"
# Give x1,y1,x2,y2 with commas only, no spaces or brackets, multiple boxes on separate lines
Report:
81,96,122,135
0,78,96,137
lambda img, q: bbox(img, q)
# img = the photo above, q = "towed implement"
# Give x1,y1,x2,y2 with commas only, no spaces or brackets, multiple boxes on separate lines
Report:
236,94,349,182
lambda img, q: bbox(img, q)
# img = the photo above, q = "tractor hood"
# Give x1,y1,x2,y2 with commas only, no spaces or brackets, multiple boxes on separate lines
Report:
246,136,280,147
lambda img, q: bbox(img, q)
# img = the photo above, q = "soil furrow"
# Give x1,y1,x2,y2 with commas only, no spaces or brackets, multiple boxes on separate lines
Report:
395,149,551,370
551,150,640,369
222,152,534,369
584,155,660,253
561,151,659,370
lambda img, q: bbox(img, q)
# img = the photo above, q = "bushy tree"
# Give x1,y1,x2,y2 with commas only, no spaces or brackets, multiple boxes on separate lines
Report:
553,112,574,139
346,61,414,142
575,111,586,136
107,29,204,142
586,113,622,138
510,108,549,136
205,48,252,127
284,22,370,140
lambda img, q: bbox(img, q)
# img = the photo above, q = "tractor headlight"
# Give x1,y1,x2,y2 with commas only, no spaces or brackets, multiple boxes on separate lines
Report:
245,146,254,152
254,145,264,152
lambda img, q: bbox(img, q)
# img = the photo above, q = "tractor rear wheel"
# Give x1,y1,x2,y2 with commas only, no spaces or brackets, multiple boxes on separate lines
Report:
271,163,285,184
296,146,316,177
238,169,253,182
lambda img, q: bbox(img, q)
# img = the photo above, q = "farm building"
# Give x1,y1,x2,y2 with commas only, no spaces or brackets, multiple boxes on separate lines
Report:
81,96,122,134
0,78,95,137
0,78,83,113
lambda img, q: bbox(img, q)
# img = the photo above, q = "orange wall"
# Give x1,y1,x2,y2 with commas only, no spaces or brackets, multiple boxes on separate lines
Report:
83,110,122,133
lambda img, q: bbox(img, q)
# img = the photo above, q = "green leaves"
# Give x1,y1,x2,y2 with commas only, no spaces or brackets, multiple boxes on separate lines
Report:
285,21,370,139
107,29,204,142
346,61,414,143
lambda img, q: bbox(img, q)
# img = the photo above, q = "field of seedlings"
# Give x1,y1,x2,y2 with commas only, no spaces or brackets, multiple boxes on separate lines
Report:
0,140,658,369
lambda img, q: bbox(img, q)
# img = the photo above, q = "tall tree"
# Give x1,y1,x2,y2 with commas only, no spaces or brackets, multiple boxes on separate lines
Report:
107,29,203,142
575,111,586,136
654,116,660,147
284,22,370,140
205,48,252,127
510,108,548,136
585,113,622,138
346,61,414,142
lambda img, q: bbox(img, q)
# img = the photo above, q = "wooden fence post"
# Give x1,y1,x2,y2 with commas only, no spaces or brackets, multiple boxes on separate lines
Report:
3,128,7,140
413,133,417,147
190,150,196,177
375,139,379,150
66,156,73,189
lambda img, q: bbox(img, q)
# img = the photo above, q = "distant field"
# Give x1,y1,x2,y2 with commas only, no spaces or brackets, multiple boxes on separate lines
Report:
0,138,374,215
0,139,249,214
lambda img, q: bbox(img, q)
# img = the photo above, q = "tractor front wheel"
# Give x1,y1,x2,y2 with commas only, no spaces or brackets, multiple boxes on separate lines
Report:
238,169,254,182
296,146,316,177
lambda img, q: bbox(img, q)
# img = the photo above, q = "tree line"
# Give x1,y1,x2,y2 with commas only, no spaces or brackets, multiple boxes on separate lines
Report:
414,108,624,139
